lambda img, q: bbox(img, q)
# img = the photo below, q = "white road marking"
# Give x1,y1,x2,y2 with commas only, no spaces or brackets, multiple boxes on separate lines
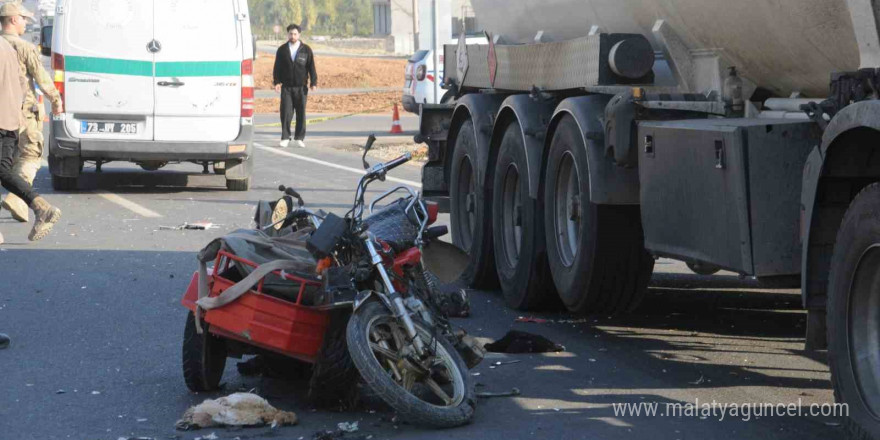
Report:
255,143,422,188
94,192,163,218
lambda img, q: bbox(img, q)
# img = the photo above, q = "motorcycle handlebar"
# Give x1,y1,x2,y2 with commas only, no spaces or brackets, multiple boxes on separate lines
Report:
383,152,412,174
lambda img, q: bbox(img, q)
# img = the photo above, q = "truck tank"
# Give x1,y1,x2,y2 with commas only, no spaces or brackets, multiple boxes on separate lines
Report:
470,0,859,97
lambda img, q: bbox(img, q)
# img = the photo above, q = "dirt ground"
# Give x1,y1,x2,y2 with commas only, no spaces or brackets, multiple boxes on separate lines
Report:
254,55,406,90
255,91,402,114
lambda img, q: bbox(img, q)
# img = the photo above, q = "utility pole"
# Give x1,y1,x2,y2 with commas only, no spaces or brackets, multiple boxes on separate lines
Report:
412,0,420,51
432,0,440,103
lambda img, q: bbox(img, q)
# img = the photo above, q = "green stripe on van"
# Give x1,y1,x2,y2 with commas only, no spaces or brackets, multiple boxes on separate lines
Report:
66,56,153,76
65,56,240,77
156,61,240,77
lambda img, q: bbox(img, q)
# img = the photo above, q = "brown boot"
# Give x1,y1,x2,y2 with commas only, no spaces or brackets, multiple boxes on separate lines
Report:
29,197,61,242
2,196,28,223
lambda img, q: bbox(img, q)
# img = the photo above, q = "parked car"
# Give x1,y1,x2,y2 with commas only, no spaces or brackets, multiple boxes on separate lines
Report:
47,0,256,191
402,35,487,114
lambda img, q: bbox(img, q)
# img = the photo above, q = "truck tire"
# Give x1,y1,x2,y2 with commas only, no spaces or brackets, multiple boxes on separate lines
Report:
492,121,555,310
543,115,654,314
827,183,880,440
450,120,497,287
182,311,227,392
51,174,78,191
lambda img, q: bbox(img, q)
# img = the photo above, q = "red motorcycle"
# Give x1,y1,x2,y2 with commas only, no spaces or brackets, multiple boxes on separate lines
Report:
180,136,479,427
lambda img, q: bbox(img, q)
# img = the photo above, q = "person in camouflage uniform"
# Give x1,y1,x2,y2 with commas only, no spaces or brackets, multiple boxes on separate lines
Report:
1,2,63,223
0,2,61,242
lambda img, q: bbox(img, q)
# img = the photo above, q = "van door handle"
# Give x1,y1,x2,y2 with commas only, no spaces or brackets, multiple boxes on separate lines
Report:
158,81,185,87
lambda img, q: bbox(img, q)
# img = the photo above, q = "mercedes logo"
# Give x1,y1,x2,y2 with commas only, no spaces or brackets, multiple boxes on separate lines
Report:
147,40,162,53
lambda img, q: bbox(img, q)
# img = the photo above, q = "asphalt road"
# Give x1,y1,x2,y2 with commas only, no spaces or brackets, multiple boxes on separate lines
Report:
0,112,846,440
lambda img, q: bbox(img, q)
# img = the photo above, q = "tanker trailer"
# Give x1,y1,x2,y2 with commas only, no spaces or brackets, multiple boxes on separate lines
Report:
415,0,880,437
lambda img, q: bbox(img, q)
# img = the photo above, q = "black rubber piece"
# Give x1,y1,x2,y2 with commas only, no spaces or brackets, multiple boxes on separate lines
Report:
308,313,360,409
51,174,78,191
449,119,498,288
225,177,251,191
182,311,227,392
543,115,654,314
347,301,475,428
827,183,880,440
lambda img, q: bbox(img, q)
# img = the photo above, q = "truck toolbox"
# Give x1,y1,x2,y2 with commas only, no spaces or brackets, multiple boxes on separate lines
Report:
638,119,819,276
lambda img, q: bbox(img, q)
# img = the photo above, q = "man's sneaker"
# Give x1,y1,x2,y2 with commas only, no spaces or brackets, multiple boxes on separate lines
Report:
295,140,306,148
0,333,9,349
28,197,61,242
279,139,290,148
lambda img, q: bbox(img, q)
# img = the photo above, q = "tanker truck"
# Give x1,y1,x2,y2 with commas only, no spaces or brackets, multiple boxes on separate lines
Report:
415,1,880,437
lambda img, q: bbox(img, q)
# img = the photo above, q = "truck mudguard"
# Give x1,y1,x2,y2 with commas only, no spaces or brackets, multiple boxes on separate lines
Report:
801,99,880,308
490,94,558,199
547,95,641,205
447,94,505,189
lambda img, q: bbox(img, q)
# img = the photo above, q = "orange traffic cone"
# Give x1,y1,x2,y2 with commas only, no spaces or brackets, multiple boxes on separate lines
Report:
390,103,403,134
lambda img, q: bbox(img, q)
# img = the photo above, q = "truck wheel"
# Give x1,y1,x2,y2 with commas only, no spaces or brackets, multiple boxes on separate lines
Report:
51,174,78,191
450,120,497,287
827,183,880,440
182,311,227,392
543,115,654,314
492,121,555,310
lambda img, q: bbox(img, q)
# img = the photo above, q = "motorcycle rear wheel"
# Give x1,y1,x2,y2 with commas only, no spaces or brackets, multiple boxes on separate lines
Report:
347,301,475,428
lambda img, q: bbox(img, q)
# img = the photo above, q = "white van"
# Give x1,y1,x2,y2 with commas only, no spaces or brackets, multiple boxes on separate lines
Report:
47,0,256,191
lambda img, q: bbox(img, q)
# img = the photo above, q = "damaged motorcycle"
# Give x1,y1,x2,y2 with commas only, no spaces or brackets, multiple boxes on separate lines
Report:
180,135,482,428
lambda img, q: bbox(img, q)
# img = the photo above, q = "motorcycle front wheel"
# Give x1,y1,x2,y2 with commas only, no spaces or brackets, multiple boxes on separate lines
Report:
347,301,475,428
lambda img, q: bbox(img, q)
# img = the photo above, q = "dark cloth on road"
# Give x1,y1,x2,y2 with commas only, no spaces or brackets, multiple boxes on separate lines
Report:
280,85,307,141
0,129,37,205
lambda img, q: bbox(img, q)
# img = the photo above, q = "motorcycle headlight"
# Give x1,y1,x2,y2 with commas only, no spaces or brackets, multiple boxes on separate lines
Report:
271,196,292,231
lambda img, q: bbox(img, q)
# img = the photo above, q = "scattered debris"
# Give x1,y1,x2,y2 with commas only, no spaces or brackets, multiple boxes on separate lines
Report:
136,418,148,422
484,330,565,353
689,375,705,385
196,434,219,440
493,360,521,366
824,421,842,427
337,421,359,433
515,316,548,324
91,391,101,395
55,389,65,394
515,316,591,325
476,387,521,398
175,393,297,431
116,437,154,440
160,222,220,231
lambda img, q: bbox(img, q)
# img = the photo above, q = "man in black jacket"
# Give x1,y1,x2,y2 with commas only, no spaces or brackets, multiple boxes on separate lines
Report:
273,24,317,148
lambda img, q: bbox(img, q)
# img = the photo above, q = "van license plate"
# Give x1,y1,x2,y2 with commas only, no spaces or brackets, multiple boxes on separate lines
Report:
81,121,138,134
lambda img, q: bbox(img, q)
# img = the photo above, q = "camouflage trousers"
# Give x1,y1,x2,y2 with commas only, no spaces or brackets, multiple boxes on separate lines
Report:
1,112,43,221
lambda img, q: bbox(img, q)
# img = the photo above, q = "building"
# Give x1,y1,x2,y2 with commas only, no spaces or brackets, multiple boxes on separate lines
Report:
373,0,474,55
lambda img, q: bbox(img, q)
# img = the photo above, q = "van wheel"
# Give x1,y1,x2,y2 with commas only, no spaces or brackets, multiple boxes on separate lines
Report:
543,115,654,314
492,121,555,310
182,311,227,392
827,183,880,440
226,177,250,191
450,119,497,288
51,174,78,191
